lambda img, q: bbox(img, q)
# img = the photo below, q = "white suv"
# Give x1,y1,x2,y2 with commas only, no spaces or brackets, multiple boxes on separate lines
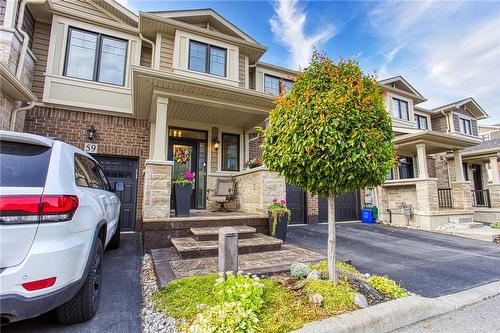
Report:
0,131,123,325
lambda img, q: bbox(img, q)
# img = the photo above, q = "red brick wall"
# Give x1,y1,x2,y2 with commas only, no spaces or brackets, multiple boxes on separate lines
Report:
307,193,318,224
248,133,263,160
24,106,150,231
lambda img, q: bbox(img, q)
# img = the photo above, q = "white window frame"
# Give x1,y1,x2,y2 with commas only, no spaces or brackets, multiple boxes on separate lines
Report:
414,112,430,130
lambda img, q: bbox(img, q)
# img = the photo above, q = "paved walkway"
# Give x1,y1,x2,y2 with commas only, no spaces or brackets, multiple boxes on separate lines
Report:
4,233,142,333
287,223,500,297
394,294,500,332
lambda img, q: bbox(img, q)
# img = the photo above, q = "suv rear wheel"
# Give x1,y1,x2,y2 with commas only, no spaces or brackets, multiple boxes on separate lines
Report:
56,240,103,324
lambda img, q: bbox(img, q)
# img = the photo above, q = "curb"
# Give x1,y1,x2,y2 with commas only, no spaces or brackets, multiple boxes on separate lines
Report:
292,281,500,333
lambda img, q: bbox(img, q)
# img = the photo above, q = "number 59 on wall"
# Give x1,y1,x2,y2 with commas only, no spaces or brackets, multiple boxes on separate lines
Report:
84,142,98,154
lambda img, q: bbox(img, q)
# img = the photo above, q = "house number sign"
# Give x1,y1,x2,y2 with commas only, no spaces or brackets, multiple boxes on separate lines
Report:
84,142,98,154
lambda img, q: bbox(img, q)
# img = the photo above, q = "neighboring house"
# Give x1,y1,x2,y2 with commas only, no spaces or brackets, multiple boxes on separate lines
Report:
479,124,500,141
1,1,498,249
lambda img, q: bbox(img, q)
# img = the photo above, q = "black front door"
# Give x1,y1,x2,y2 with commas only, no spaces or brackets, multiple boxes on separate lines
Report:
94,156,138,231
168,139,198,209
471,164,484,205
319,190,361,223
286,184,305,224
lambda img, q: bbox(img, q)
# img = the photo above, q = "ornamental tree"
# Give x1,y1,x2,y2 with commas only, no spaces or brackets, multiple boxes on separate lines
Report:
262,53,395,282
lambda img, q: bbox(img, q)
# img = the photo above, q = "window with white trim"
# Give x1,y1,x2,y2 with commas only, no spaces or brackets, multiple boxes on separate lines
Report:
264,74,293,95
414,114,428,130
392,98,409,121
481,133,490,141
188,40,227,77
459,117,472,135
64,27,128,86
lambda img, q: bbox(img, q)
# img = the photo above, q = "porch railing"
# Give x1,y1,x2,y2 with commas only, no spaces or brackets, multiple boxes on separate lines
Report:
437,188,453,209
471,189,491,208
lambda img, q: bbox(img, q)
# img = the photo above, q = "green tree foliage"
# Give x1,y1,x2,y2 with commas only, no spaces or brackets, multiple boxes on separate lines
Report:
262,54,395,197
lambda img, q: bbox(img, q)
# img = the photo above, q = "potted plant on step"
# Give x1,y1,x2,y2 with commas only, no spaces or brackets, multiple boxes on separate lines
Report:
173,171,195,217
268,198,290,241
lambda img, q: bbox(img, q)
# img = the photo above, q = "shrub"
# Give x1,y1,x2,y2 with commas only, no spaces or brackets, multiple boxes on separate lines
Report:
303,279,358,314
187,301,259,333
368,275,408,298
309,260,359,275
491,221,500,229
290,262,310,279
214,272,265,313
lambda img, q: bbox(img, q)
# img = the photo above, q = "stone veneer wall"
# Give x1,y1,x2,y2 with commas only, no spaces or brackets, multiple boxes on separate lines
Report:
24,106,150,230
233,167,286,215
487,183,500,209
0,89,24,131
142,161,172,221
451,181,472,210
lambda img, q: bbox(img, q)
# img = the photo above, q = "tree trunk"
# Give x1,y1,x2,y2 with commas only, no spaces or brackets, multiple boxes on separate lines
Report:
327,195,338,283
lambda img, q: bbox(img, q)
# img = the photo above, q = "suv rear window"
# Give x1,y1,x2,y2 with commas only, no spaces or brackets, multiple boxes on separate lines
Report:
0,141,52,187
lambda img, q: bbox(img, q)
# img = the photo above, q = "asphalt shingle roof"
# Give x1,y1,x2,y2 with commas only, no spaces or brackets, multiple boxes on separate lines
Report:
463,138,500,152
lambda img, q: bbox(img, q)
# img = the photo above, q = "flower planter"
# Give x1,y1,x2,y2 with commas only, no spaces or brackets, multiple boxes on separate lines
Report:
268,213,288,241
174,183,192,217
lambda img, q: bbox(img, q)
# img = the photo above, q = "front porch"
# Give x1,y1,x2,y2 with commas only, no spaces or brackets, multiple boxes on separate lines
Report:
132,67,289,249
376,131,483,231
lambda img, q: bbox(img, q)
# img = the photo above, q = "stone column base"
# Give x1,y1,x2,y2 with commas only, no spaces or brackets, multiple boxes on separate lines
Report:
415,179,439,213
451,181,472,210
487,183,500,209
142,159,173,221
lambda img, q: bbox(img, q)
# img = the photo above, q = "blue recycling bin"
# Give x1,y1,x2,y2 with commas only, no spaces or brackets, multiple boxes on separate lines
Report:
361,208,375,224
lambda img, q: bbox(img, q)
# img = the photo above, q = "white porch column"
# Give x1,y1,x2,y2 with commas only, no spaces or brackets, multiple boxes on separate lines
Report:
416,143,428,179
152,97,168,161
490,156,500,184
453,149,464,182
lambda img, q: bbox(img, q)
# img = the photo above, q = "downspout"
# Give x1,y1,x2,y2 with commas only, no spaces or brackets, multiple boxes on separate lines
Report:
441,110,450,133
139,33,155,69
15,0,46,78
10,101,36,131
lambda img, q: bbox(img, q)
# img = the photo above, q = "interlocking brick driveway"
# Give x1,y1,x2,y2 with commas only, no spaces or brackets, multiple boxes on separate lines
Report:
287,223,500,297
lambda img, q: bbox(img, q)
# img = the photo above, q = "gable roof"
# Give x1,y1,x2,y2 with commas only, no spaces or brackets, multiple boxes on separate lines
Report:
149,8,257,44
90,0,138,26
431,97,488,120
378,76,427,104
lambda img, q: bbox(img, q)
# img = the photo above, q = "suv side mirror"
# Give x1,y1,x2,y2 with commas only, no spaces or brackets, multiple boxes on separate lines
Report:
114,182,125,192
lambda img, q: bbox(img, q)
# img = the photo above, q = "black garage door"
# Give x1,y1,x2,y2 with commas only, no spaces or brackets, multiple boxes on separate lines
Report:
286,184,306,224
94,156,138,231
318,190,361,223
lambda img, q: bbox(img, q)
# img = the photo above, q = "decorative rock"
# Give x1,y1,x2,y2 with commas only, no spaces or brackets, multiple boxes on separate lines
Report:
309,293,324,306
354,293,369,308
307,270,321,280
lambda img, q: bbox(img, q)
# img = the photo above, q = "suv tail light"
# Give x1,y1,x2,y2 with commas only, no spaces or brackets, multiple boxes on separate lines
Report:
0,195,79,224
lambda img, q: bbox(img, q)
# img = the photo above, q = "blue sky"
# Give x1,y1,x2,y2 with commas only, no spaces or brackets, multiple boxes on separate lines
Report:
123,0,500,124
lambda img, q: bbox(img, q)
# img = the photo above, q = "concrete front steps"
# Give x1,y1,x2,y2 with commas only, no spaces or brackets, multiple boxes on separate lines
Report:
436,216,500,242
171,226,283,259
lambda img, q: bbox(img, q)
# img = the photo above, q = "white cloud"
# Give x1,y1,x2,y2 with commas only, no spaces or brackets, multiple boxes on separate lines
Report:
367,1,500,123
269,0,336,69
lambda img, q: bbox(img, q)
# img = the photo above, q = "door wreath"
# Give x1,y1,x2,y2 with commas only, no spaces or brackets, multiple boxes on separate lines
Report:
175,147,191,164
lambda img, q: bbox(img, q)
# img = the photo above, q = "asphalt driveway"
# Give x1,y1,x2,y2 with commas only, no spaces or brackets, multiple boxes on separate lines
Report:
4,233,142,333
287,223,500,297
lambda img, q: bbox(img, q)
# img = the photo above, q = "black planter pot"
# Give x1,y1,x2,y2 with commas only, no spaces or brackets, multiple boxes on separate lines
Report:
268,213,288,241
174,183,192,217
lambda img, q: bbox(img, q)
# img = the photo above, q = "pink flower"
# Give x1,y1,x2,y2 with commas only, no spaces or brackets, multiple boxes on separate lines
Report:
280,199,287,206
272,198,277,203
183,172,195,180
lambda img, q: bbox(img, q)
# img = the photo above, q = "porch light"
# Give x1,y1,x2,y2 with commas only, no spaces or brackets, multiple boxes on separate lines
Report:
86,125,96,141
213,140,220,152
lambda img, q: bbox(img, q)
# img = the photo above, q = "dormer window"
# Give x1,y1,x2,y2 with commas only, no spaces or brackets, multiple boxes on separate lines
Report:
188,40,227,77
392,97,409,121
459,117,472,135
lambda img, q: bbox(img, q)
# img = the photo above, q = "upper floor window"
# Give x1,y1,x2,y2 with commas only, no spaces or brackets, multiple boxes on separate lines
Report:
459,117,472,135
482,133,490,141
188,40,227,77
264,74,293,95
64,27,128,86
414,114,428,130
392,98,409,121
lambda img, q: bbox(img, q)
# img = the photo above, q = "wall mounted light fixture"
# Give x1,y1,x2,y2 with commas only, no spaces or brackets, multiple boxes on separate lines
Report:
87,125,96,141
